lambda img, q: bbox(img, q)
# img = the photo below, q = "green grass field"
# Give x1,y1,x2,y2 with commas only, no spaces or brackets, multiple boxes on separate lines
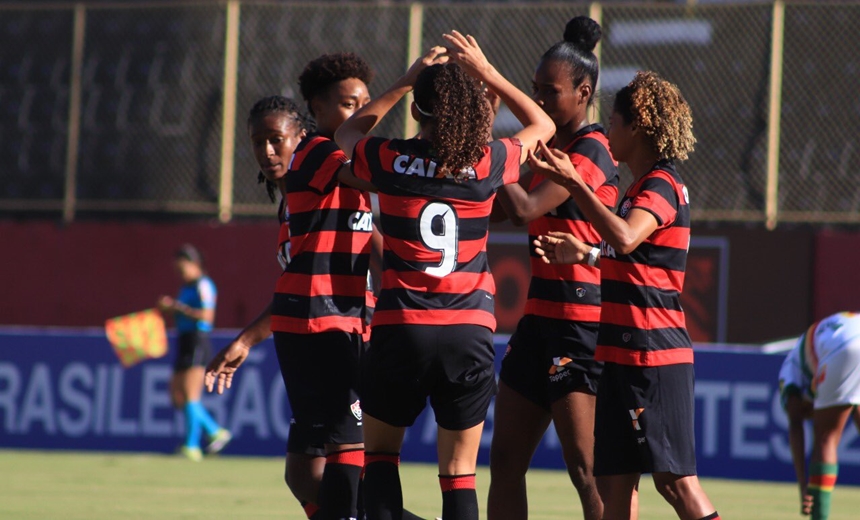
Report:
2,450,860,519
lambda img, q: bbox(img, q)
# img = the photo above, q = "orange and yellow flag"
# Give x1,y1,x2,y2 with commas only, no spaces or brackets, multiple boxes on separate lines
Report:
105,309,168,367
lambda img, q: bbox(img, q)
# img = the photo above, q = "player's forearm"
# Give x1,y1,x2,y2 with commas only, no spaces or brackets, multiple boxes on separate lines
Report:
562,177,636,253
789,418,808,492
480,67,552,145
231,304,273,350
496,183,537,226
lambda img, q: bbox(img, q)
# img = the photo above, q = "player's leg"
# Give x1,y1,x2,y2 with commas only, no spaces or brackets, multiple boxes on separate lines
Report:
488,321,553,520
547,320,603,520
286,452,326,519
809,405,853,520
597,473,640,520
434,324,497,520
552,390,601,520
487,381,551,520
651,473,718,520
362,414,408,520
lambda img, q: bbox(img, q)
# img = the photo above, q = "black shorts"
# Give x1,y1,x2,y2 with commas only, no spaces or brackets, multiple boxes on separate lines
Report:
286,421,326,458
499,315,602,411
361,324,497,431
173,331,212,371
593,362,697,477
274,331,365,446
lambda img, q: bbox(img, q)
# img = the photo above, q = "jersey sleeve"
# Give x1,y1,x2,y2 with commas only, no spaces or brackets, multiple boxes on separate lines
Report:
779,339,810,409
197,278,217,310
351,136,388,186
488,137,523,189
306,139,350,195
570,137,614,193
630,172,678,228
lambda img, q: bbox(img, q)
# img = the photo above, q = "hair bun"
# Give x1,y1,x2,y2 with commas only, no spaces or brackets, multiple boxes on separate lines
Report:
563,16,601,52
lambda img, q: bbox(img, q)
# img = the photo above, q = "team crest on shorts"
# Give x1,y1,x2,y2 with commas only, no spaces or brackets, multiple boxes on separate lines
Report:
350,400,362,421
620,199,632,217
575,287,586,298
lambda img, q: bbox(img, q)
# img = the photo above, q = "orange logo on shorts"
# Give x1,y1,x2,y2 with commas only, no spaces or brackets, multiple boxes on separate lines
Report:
549,357,572,375
629,408,645,431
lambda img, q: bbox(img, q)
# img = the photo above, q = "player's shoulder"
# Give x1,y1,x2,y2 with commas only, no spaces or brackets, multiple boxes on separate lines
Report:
197,276,217,294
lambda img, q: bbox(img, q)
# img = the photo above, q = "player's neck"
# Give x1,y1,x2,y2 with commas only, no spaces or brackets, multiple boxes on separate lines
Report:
553,116,589,150
627,148,661,180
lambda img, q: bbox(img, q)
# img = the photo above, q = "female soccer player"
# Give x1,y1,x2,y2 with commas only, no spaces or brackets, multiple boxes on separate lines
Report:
335,33,554,520
158,244,231,461
489,16,618,520
206,96,327,515
780,311,860,520
207,53,374,520
530,71,720,520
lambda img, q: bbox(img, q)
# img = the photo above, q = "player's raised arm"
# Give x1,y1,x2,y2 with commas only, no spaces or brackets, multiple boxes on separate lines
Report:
335,46,448,160
443,30,553,164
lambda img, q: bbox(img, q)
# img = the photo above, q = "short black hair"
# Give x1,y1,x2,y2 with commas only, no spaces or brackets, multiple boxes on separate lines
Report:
298,53,373,115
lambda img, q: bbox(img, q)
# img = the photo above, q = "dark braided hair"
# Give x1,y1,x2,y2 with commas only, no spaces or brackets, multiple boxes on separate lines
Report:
298,52,373,116
247,95,312,203
413,63,491,181
541,16,602,106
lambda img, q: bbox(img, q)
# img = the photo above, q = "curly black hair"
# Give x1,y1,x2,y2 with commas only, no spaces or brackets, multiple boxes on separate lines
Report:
542,16,602,106
247,95,311,202
413,63,491,181
298,53,373,116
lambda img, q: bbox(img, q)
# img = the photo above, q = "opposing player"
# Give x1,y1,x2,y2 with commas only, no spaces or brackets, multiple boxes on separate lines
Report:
206,96,326,515
489,16,618,520
335,33,554,520
207,53,374,520
530,71,720,520
158,244,231,461
780,311,860,520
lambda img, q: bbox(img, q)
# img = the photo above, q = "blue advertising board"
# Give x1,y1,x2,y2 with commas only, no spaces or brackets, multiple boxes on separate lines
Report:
2,328,859,484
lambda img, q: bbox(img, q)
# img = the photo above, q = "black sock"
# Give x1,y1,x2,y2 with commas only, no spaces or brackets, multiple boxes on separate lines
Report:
363,452,403,520
319,449,363,520
439,474,478,520
698,513,720,520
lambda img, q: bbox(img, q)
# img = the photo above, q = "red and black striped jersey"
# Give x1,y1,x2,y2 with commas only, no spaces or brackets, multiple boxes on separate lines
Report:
596,160,692,367
525,124,619,323
276,198,291,270
271,134,373,335
352,136,522,331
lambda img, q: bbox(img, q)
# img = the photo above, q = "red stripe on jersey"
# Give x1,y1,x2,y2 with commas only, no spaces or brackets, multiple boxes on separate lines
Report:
372,309,496,330
595,345,693,366
378,193,493,220
600,302,686,330
646,225,689,251
600,259,685,292
276,273,368,299
290,230,375,255
383,238,486,266
523,300,601,322
382,270,495,294
632,189,677,227
271,314,366,334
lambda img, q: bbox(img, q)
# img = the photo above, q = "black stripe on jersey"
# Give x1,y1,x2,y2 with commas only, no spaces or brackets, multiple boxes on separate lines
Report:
527,279,601,307
289,208,373,237
380,213,488,242
600,279,683,311
382,250,490,275
603,242,688,272
272,293,365,319
287,251,370,277
487,139,513,190
287,136,342,195
632,176,679,226
573,136,619,186
376,288,495,314
598,323,691,351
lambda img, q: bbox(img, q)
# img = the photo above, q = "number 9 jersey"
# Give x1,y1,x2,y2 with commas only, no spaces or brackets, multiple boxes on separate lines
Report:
351,136,522,331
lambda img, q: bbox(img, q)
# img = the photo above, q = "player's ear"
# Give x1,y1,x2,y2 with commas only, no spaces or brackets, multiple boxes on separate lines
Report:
410,101,421,123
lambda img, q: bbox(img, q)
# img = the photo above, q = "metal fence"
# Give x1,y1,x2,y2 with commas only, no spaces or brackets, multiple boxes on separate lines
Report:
2,1,858,227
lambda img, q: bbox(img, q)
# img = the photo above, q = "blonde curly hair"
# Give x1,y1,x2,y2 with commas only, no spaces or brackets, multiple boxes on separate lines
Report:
613,71,695,161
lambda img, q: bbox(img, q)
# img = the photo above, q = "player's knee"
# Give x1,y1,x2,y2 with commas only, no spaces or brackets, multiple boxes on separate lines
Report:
489,443,530,479
564,459,595,490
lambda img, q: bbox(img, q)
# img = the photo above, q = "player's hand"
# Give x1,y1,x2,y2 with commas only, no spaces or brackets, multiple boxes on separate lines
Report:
801,490,813,515
157,295,175,312
527,140,583,188
401,46,448,87
533,231,591,265
205,342,250,394
443,30,492,79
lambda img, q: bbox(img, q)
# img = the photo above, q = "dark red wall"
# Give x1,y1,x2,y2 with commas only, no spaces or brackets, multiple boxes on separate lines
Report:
2,220,281,329
3,220,857,343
